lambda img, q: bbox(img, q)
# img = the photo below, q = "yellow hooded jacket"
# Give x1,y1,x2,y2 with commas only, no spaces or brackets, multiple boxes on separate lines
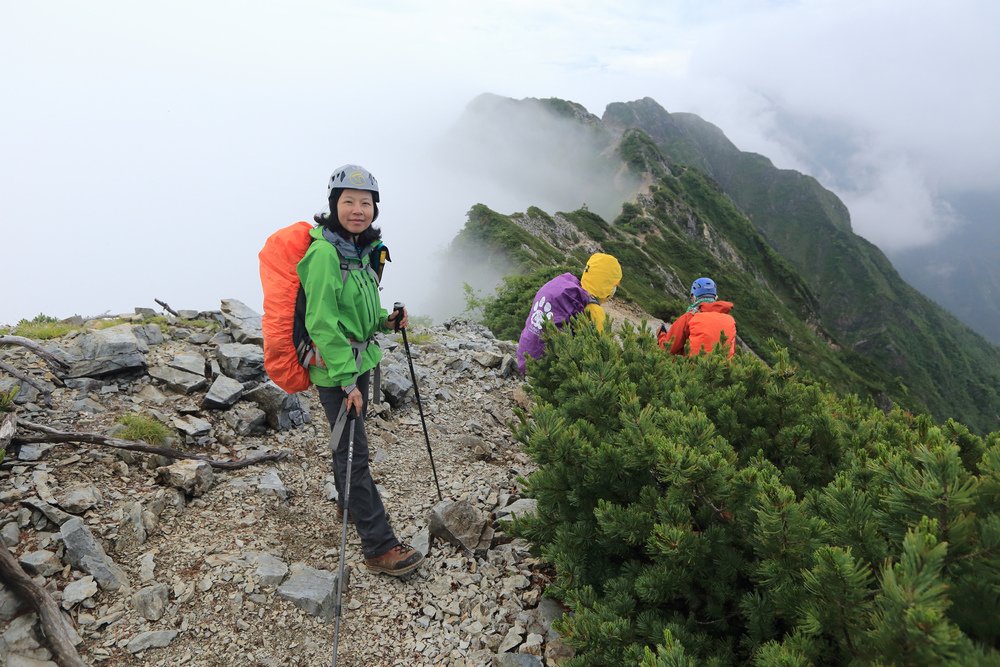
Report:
580,253,623,331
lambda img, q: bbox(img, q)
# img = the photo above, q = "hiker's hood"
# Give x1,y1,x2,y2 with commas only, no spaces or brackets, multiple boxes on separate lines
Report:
312,225,374,260
581,253,622,300
697,300,734,314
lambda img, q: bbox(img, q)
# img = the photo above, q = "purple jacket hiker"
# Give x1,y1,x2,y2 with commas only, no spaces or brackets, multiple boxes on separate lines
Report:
516,273,595,375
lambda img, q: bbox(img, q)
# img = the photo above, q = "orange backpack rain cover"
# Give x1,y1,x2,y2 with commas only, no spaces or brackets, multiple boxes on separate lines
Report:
259,221,313,393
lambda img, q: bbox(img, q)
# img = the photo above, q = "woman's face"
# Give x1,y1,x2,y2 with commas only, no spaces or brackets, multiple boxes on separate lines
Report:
336,188,375,235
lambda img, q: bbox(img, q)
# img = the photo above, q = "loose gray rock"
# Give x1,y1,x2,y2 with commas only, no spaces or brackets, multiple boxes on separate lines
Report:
245,381,309,431
139,552,156,583
59,517,129,591
428,499,489,554
220,299,263,345
3,613,44,655
411,526,431,557
126,630,178,653
520,632,544,656
498,353,519,378
56,485,103,514
136,384,169,405
381,365,413,407
216,343,265,382
16,443,57,462
246,552,289,586
257,470,289,501
62,325,147,378
496,498,538,521
459,435,492,461
156,459,214,497
171,415,213,438
132,583,170,621
498,626,523,653
114,501,149,552
19,550,62,577
132,323,164,347
474,351,503,369
1,580,29,621
148,365,207,394
61,576,99,609
494,654,543,667
20,497,73,527
71,397,106,414
1,522,22,547
276,563,340,620
203,374,244,409
227,405,268,436
169,353,205,376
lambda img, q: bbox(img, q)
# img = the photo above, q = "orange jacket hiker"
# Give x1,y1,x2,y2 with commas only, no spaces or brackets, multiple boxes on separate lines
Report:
658,301,737,357
657,277,737,358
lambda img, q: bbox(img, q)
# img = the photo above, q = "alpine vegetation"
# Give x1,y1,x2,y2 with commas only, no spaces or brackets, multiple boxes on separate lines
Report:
513,321,1000,665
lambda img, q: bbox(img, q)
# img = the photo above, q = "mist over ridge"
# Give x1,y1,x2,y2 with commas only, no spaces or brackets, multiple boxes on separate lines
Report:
436,91,1000,433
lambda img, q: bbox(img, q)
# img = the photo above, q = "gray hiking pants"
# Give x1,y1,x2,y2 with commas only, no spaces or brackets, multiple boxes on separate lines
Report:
317,371,398,559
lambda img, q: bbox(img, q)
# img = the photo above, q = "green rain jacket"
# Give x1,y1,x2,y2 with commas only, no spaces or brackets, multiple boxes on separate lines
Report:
296,226,388,388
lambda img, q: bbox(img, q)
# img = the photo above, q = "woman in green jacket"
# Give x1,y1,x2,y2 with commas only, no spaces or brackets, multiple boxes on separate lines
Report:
297,164,423,577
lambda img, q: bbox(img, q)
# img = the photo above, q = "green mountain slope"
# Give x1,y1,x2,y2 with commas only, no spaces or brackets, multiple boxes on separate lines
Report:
447,95,1000,433
890,192,1000,344
602,97,1000,431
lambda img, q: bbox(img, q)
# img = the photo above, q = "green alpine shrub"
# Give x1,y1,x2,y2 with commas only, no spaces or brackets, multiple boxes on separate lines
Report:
514,322,1000,665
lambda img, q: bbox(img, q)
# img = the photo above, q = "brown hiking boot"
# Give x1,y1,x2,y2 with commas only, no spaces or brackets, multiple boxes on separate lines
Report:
365,544,424,576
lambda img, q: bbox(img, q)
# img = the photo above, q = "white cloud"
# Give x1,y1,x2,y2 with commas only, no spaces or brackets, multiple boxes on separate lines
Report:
1,0,997,323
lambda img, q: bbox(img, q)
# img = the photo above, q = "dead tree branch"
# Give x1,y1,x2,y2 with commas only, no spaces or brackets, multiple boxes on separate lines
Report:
0,361,55,405
0,360,48,392
0,544,87,667
16,421,288,470
0,335,71,375
154,298,179,317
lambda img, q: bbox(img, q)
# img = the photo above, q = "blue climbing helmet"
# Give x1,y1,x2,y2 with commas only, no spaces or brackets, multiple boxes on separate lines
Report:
690,277,717,298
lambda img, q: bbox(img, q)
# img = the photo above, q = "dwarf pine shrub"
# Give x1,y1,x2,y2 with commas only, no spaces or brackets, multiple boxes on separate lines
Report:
514,322,1000,665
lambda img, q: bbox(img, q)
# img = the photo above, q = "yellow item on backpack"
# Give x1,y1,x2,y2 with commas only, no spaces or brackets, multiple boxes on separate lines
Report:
581,253,622,300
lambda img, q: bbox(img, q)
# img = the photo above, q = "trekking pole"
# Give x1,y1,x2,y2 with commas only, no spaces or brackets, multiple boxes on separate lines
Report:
392,302,443,501
331,405,357,667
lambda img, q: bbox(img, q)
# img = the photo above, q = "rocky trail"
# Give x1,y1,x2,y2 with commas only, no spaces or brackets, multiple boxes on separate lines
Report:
0,302,578,666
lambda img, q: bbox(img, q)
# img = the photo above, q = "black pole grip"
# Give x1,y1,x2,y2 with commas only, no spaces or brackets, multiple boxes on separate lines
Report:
391,302,405,331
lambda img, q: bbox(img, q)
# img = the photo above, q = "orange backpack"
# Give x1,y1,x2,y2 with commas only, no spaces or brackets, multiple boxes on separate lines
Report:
258,222,392,394
259,221,315,393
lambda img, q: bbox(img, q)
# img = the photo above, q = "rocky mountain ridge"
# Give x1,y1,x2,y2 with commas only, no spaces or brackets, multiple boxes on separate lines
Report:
445,93,1000,433
1,301,572,667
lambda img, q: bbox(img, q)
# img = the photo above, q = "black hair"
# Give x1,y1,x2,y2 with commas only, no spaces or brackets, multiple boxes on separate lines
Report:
313,188,382,246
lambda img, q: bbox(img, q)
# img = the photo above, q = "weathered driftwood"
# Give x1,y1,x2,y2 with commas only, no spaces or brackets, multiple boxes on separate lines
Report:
0,334,71,374
1,411,15,460
0,544,87,667
154,298,180,317
15,420,287,470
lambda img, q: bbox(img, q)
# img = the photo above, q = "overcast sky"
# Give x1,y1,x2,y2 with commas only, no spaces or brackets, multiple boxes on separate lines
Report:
2,0,997,325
